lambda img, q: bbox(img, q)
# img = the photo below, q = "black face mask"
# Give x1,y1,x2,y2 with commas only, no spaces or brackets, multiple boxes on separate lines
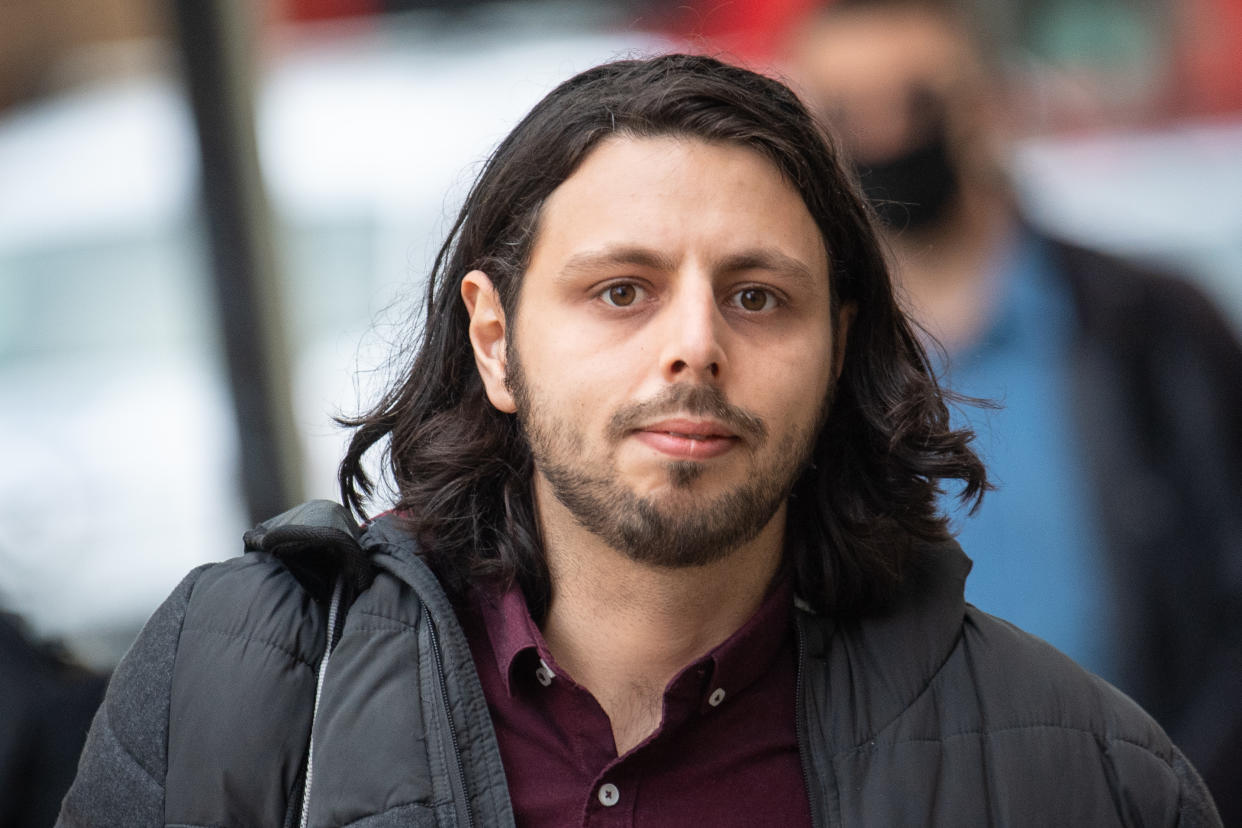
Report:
849,89,961,233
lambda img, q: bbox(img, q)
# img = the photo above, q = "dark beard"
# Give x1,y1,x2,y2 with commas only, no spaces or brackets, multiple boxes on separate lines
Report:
508,354,827,568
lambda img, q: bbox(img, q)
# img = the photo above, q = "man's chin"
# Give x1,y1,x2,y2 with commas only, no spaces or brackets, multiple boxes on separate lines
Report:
625,458,737,494
666,459,708,488
625,464,727,500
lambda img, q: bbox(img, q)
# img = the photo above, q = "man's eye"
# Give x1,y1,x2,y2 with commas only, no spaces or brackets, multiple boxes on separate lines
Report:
601,284,642,307
733,288,776,312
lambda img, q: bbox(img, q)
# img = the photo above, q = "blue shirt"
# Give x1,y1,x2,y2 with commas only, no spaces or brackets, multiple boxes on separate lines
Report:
938,231,1120,682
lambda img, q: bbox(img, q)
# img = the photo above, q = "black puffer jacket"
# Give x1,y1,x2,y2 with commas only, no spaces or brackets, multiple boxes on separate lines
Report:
1052,236,1242,826
58,503,1220,827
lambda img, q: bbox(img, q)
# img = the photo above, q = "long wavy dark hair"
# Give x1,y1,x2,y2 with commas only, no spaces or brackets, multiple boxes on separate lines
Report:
339,53,987,619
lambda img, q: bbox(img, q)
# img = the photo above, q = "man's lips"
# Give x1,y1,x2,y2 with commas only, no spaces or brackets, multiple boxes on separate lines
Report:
631,418,739,460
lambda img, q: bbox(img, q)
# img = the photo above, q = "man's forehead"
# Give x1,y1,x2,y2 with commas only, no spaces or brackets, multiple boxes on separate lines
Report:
545,133,796,203
529,134,827,265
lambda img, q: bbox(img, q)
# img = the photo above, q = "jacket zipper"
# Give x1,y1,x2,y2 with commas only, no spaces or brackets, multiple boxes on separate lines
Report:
424,604,476,828
795,618,826,828
300,578,344,828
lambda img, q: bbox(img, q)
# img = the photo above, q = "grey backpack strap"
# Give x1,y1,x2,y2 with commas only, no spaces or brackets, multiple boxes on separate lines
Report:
242,501,372,826
243,499,374,605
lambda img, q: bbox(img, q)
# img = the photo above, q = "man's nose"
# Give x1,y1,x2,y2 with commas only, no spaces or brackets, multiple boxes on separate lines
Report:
658,281,727,383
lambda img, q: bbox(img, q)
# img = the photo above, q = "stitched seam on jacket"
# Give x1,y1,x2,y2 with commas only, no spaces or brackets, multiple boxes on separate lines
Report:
102,702,163,788
336,798,452,827
179,625,318,670
837,619,969,750
848,724,1175,767
354,607,420,629
346,624,417,635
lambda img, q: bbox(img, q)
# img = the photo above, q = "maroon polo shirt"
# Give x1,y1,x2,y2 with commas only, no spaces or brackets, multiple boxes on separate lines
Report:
460,573,812,827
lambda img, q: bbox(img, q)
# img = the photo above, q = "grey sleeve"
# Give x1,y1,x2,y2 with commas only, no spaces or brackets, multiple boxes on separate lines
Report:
55,565,212,827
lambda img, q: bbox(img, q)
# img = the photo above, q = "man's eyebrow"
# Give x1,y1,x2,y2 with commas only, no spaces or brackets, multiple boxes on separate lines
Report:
557,247,678,281
557,246,821,287
718,248,821,288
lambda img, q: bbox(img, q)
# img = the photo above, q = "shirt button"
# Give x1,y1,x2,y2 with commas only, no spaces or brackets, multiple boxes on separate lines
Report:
534,658,555,687
708,687,726,707
598,783,620,807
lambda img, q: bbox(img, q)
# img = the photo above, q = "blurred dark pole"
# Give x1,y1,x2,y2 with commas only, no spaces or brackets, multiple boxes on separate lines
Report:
170,0,304,523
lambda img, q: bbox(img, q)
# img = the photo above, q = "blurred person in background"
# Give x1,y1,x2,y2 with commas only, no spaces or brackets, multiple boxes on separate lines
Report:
58,53,1221,827
1,612,107,828
787,0,1242,821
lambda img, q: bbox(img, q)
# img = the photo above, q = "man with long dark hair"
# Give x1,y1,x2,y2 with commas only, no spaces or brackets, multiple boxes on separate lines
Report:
59,54,1219,826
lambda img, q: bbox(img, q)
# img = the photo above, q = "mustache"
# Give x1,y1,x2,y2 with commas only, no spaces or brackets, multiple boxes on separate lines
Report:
606,384,768,445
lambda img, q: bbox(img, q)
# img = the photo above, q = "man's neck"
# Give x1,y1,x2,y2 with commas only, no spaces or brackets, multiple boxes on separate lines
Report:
535,484,786,756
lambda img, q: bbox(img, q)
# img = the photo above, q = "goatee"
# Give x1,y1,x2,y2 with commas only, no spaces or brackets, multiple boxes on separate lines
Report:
508,354,825,568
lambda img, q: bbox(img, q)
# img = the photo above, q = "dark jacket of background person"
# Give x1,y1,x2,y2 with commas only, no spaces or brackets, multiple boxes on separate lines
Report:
0,613,106,828
57,505,1221,827
1051,234,1242,822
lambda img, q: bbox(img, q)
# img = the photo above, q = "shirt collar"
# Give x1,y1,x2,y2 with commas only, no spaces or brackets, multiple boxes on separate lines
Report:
472,580,550,698
471,567,794,706
685,569,793,713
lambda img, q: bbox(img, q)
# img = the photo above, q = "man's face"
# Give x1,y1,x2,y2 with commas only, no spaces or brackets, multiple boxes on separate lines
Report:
495,136,844,567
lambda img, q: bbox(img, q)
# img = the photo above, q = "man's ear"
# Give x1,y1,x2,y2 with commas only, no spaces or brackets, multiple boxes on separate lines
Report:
832,302,858,381
461,270,517,413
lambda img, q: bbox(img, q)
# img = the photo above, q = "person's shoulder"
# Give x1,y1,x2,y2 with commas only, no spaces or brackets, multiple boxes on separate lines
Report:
1039,231,1234,336
103,551,324,712
180,552,326,659
118,501,358,687
800,581,1222,824
957,605,1172,755
175,501,432,653
949,607,1222,823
